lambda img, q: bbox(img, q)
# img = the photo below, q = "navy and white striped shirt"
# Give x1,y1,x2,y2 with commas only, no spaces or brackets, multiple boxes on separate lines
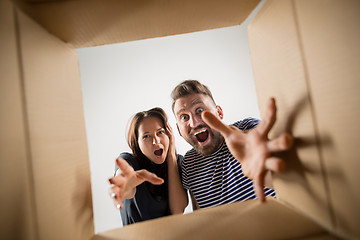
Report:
181,118,276,209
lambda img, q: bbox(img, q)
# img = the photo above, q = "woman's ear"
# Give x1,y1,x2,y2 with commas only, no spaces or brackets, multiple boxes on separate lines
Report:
216,105,224,120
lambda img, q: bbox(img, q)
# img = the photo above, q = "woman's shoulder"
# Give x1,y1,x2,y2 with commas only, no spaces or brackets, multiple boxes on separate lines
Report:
117,152,140,170
176,153,184,165
119,152,135,161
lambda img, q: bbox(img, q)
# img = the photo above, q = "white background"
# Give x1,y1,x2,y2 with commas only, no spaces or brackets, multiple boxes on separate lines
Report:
77,1,264,234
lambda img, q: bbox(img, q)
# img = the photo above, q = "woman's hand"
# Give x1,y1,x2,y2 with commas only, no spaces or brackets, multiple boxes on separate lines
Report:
109,158,164,209
166,123,177,162
166,123,188,214
202,97,293,202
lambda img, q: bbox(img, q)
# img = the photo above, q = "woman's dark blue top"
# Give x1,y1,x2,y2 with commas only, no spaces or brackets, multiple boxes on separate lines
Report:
116,152,183,226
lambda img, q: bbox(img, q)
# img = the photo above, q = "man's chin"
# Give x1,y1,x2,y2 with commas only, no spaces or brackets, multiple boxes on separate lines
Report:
194,144,216,156
192,133,223,156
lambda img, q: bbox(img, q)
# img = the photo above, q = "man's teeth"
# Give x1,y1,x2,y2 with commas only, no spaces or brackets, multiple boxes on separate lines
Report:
194,129,207,136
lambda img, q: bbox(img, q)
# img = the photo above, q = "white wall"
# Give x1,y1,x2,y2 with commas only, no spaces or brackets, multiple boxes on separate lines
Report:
77,1,264,234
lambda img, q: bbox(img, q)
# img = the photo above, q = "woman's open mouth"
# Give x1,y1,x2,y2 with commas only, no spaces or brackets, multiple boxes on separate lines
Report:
154,148,163,156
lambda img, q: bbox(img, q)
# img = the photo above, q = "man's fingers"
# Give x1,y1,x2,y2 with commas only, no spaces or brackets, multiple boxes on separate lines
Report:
202,111,232,137
253,177,265,202
136,170,164,185
265,157,286,173
267,133,293,152
116,158,133,175
257,98,276,136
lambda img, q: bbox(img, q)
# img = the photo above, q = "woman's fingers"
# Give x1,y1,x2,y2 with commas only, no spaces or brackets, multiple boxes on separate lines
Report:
109,185,124,209
108,173,126,186
136,169,164,185
166,123,173,135
116,158,133,175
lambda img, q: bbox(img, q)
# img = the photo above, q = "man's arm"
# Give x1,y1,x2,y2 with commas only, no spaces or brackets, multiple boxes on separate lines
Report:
189,191,199,210
202,97,293,202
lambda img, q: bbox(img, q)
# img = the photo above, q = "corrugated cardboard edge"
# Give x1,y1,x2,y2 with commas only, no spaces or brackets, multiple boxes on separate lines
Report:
0,1,37,239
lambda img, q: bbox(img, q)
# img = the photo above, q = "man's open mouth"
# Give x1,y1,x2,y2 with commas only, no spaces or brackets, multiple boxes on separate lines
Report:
194,129,209,143
154,148,163,156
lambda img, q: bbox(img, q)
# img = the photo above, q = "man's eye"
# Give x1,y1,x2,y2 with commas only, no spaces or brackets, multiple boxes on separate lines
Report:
180,115,189,121
196,108,204,114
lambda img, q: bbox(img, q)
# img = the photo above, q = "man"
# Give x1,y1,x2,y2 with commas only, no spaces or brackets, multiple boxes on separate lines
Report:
171,80,292,209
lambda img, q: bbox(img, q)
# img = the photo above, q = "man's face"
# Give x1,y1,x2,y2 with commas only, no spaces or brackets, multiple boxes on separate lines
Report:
173,93,223,156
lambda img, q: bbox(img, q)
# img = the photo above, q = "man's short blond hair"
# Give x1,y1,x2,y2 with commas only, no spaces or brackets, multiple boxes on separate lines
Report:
171,80,216,112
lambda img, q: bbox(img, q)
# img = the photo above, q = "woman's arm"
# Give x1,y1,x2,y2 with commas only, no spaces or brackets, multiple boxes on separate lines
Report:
167,124,188,214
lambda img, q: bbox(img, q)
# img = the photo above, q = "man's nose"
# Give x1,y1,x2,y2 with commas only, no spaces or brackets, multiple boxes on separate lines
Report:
189,114,201,128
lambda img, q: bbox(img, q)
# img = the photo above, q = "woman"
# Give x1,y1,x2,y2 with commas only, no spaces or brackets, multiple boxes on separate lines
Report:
108,107,188,225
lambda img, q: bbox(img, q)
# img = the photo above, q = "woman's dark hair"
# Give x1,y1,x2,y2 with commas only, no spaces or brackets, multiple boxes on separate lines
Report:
127,107,169,201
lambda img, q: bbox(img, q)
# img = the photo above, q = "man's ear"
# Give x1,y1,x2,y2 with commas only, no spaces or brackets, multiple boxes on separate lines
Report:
176,123,182,137
216,105,224,120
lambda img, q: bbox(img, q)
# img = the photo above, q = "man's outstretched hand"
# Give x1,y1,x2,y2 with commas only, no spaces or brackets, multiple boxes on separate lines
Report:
202,97,293,202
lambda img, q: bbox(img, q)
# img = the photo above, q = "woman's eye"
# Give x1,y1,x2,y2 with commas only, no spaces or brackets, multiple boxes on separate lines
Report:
143,134,150,139
158,130,165,134
196,108,204,114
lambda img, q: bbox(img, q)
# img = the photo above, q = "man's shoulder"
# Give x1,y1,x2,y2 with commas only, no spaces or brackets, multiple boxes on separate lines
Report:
183,148,203,163
184,148,198,158
232,117,260,131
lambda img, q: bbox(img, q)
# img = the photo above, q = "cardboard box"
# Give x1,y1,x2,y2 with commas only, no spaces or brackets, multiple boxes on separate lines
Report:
1,0,359,239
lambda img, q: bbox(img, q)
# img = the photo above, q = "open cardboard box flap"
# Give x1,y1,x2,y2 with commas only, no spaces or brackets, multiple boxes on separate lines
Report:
93,198,331,240
13,0,260,48
1,0,359,239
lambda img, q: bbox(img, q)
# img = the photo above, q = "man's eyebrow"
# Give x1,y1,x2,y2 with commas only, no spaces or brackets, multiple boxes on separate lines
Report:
192,100,203,106
176,108,185,116
175,100,203,116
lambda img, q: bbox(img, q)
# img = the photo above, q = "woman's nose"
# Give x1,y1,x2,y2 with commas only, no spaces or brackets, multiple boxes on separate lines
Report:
152,136,160,144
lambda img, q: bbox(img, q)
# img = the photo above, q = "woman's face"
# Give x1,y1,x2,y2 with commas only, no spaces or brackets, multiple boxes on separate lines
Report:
137,116,170,164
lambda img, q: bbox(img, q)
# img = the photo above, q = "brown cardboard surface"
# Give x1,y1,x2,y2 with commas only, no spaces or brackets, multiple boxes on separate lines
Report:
2,0,359,239
94,198,330,240
295,1,360,238
249,0,360,239
14,0,260,48
14,6,94,240
248,0,332,230
0,1,37,239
